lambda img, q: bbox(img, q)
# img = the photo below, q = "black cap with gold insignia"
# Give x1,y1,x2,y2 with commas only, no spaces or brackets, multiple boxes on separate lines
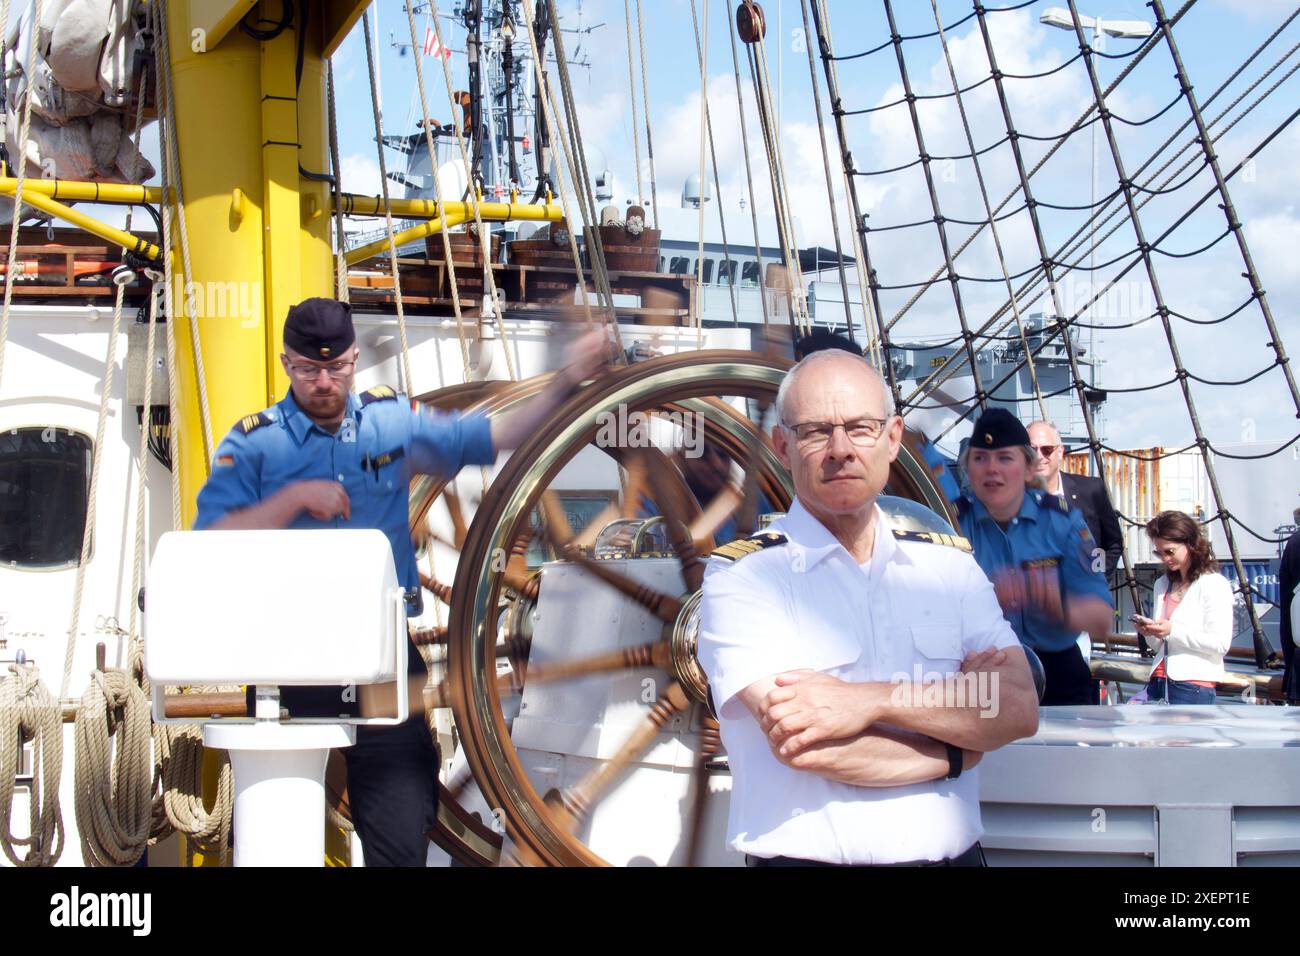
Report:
969,407,1030,450
284,297,355,360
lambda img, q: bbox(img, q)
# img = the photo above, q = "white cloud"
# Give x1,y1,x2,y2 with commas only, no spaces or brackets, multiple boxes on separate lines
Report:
339,153,386,197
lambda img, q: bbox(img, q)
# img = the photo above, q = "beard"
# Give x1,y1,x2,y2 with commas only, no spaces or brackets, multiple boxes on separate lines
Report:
297,384,347,421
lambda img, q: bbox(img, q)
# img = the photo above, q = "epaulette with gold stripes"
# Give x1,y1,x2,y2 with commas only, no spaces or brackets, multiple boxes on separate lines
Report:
892,528,973,553
710,531,788,563
236,411,273,434
361,385,398,406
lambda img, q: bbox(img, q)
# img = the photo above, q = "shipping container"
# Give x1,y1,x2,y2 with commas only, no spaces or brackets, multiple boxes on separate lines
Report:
1063,447,1210,566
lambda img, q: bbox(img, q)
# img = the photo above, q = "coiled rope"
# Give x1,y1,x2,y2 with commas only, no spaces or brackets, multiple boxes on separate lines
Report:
0,661,64,866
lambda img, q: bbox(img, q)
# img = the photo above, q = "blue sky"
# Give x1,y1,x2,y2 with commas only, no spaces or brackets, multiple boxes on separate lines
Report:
327,0,1299,453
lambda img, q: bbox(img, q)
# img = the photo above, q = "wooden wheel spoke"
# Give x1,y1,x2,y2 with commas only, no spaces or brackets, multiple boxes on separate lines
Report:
444,487,470,550
536,488,682,622
684,715,722,867
688,483,743,544
639,450,707,592
545,681,690,830
419,573,453,605
735,398,772,539
526,640,670,684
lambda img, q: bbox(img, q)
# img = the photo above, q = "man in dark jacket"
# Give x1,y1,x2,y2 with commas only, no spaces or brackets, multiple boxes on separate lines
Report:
1027,421,1124,577
1280,528,1300,704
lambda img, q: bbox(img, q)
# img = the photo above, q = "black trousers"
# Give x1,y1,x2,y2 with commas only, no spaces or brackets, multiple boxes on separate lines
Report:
257,685,439,867
342,714,439,867
1036,643,1098,706
746,842,986,867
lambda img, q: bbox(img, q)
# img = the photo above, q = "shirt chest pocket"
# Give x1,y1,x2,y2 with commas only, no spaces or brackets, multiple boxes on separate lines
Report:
791,605,864,674
362,445,407,490
910,624,963,674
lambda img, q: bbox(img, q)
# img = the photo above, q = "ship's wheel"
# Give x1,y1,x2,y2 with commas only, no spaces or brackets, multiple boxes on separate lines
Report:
436,349,954,865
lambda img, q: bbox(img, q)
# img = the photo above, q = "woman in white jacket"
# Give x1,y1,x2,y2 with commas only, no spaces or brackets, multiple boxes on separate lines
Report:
1136,510,1233,704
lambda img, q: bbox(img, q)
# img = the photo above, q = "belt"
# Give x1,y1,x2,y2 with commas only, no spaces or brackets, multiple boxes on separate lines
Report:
745,842,985,868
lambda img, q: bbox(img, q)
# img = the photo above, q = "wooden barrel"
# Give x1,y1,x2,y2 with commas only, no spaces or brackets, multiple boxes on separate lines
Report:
424,228,500,298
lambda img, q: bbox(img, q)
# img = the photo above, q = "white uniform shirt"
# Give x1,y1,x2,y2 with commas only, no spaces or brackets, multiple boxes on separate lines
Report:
697,499,1020,865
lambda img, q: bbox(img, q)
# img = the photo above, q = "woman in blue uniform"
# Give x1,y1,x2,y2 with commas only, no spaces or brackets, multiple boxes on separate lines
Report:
956,409,1113,705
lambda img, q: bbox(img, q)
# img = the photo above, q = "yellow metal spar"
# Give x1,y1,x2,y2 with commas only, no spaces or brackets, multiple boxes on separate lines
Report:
342,196,562,265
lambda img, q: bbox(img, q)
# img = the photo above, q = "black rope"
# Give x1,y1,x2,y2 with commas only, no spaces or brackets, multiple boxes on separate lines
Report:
1094,39,1158,60
1166,294,1258,326
1094,374,1181,394
1098,440,1201,460
1114,90,1186,127
1033,183,1126,211
1127,158,1211,196
1050,246,1140,273
838,73,996,117
863,201,1030,234
1211,434,1300,460
1227,513,1293,546
1186,360,1281,387
1153,228,1232,259
852,131,1015,176
1013,110,1106,141
831,0,1042,61
1000,51,1087,81
905,380,1076,411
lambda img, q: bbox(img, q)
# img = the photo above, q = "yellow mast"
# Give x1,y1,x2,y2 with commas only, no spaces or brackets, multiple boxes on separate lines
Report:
165,2,360,526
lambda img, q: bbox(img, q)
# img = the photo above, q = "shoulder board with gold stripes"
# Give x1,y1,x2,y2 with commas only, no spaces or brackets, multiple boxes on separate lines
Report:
236,411,273,434
361,385,398,406
710,531,788,563
892,528,973,553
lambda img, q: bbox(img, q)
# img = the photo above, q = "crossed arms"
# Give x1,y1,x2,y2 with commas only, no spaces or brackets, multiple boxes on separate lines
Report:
734,644,1039,787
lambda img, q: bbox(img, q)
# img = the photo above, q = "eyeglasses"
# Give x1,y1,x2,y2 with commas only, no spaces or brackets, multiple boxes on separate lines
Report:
1030,444,1061,458
1152,545,1185,558
286,360,355,380
784,417,890,450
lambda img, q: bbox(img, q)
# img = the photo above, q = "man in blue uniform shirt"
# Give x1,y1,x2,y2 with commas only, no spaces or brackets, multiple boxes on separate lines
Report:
956,408,1113,705
194,297,608,865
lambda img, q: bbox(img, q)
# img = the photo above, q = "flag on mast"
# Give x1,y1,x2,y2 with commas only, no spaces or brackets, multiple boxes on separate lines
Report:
423,26,453,59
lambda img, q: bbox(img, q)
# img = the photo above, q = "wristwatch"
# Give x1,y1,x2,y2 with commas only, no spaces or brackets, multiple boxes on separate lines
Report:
944,742,963,780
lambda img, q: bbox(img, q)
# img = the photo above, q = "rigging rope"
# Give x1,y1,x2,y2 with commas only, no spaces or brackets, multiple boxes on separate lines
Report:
362,13,417,394
633,0,659,229
725,2,773,338
752,35,810,335
519,0,602,334
688,0,741,329
807,0,893,380
885,1,1194,331
402,2,477,384
154,0,215,464
882,0,988,412
797,0,853,339
417,1,520,382
928,0,1046,421
0,661,64,866
0,0,44,398
623,0,644,205
694,0,709,347
327,61,350,303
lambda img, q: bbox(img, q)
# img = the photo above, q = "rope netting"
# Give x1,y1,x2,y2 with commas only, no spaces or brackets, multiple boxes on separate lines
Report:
808,0,1298,662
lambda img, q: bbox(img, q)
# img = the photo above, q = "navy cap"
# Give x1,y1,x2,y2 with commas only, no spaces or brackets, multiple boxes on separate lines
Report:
794,329,863,360
283,298,355,360
970,407,1030,450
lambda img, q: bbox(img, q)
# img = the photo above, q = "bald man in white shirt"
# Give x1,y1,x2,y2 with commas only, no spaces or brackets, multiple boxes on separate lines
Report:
697,351,1039,866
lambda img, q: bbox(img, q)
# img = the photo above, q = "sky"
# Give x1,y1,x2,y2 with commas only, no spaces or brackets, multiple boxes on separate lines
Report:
325,0,1299,453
